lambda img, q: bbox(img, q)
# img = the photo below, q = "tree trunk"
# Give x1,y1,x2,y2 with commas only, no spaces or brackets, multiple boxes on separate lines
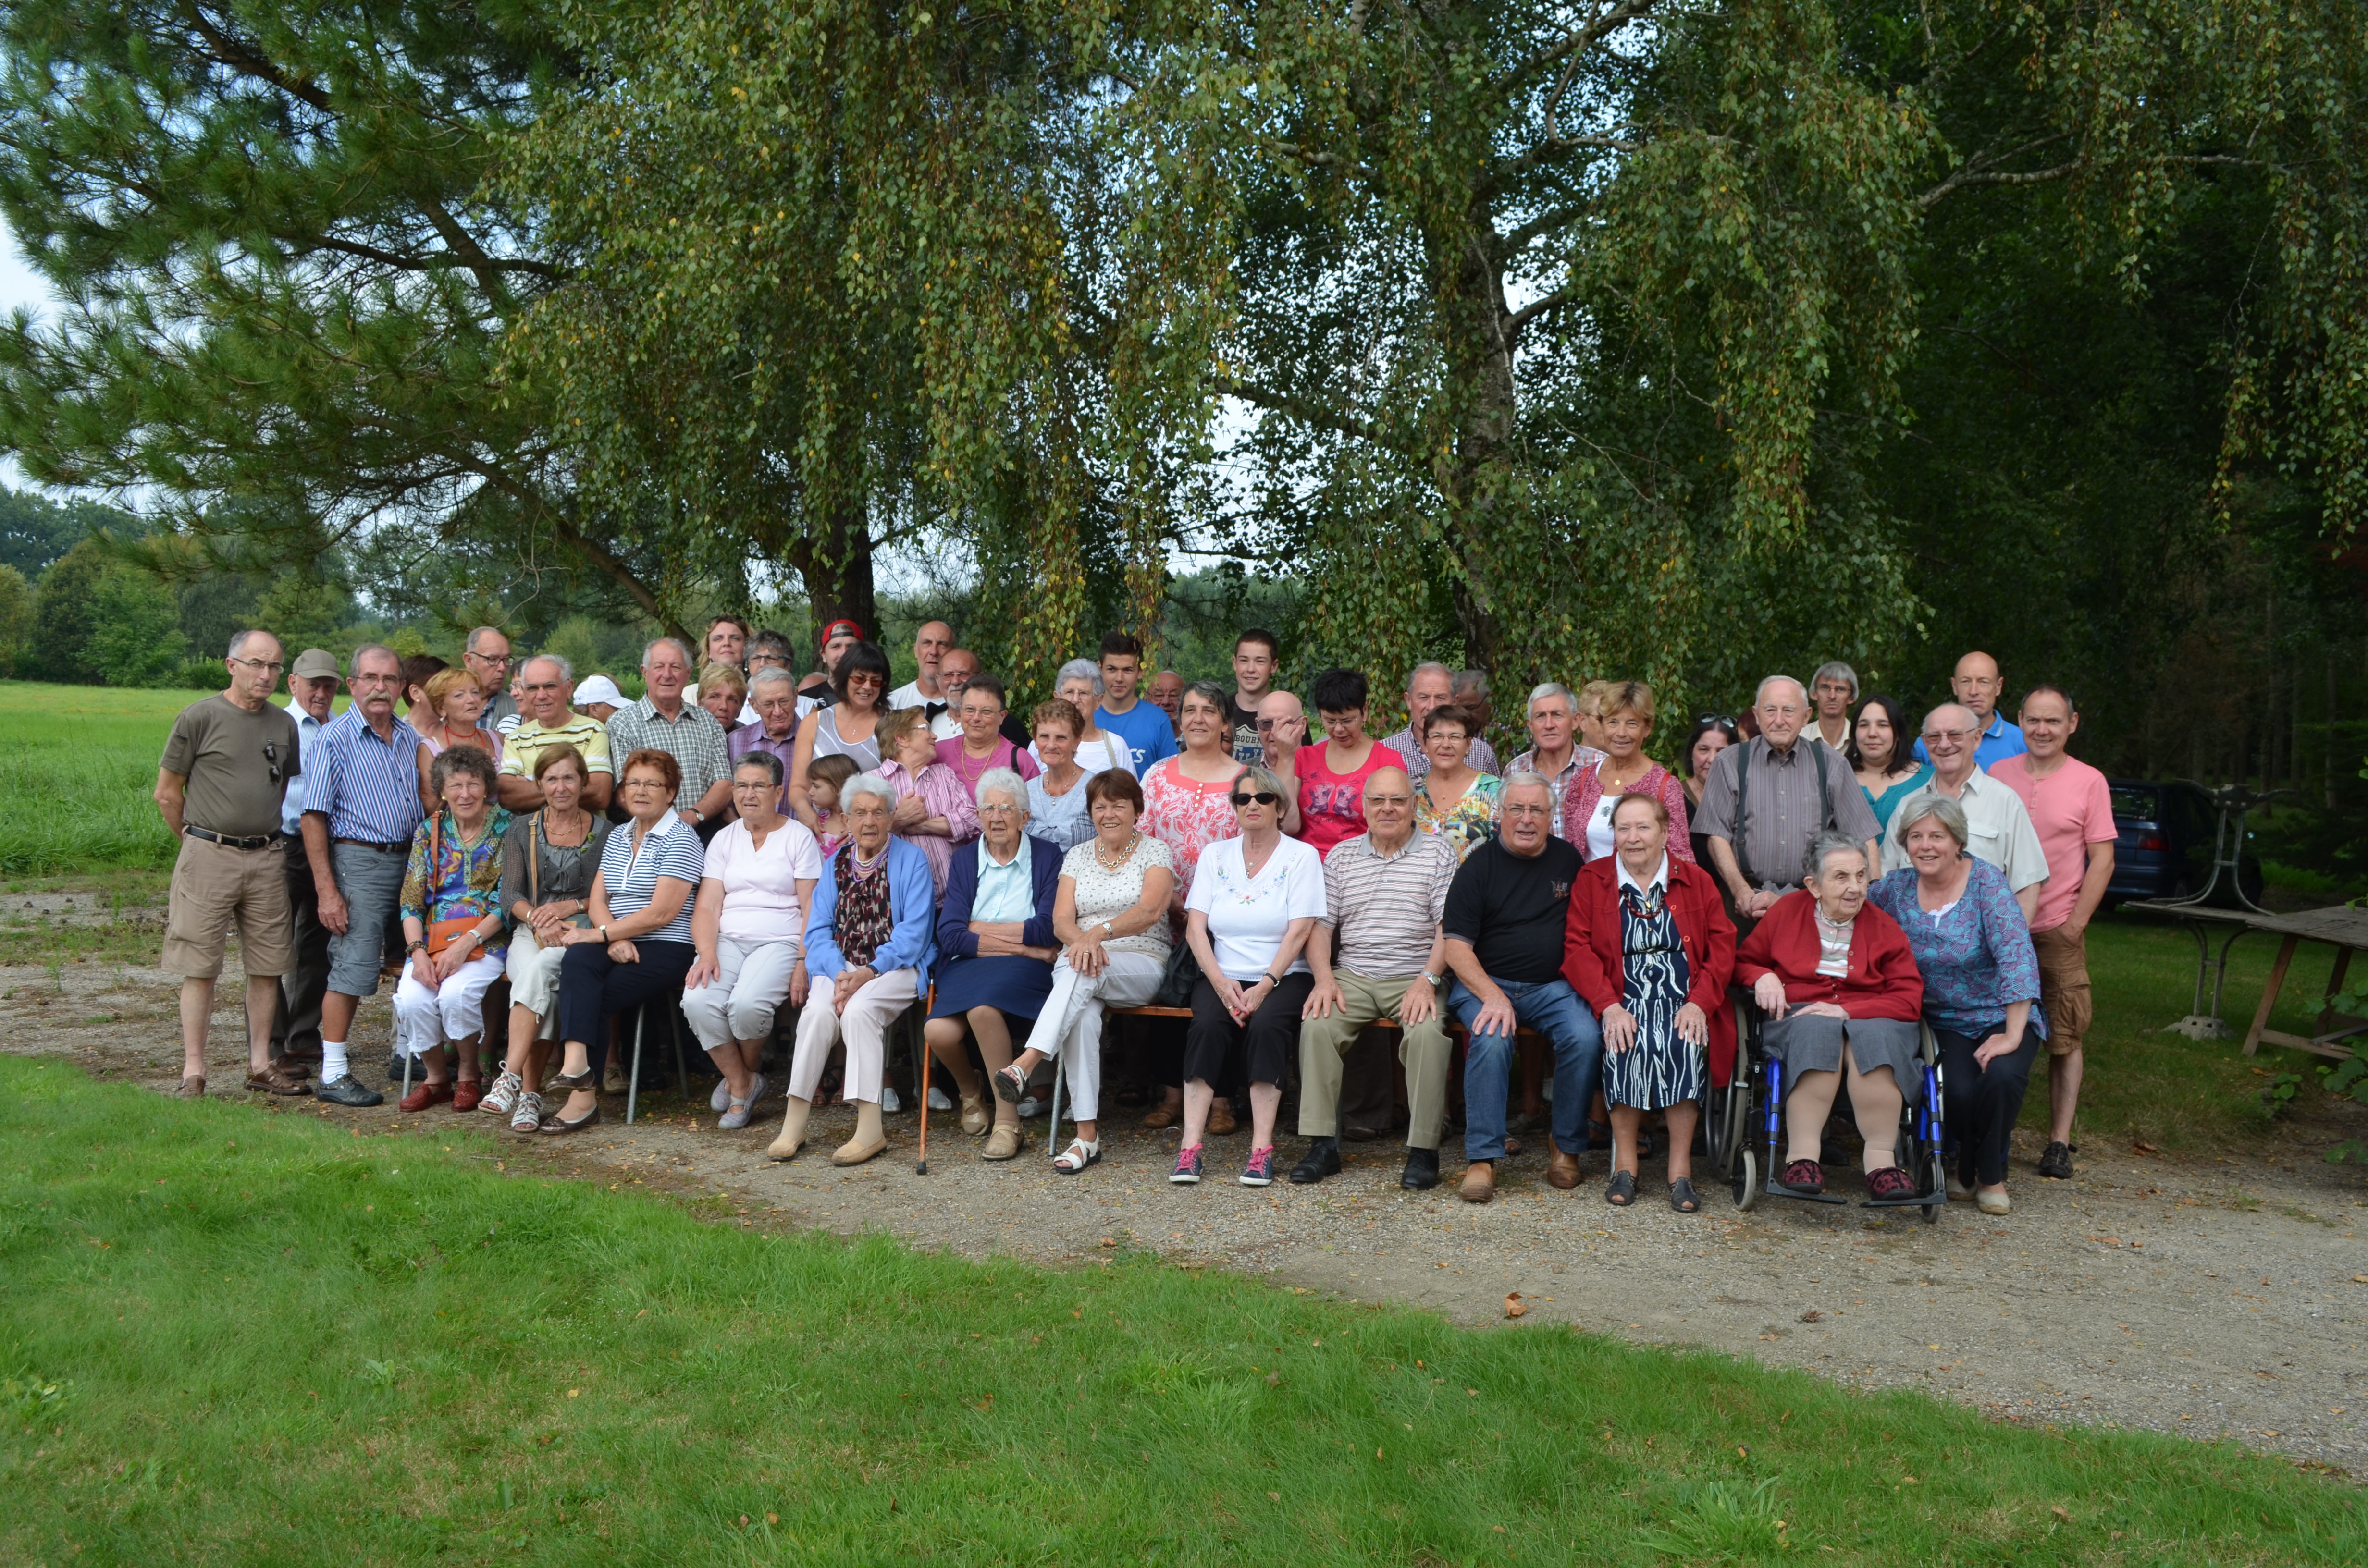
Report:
783,496,877,652
1431,216,1518,672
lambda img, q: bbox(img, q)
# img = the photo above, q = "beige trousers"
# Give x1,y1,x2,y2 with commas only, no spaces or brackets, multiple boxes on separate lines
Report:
1297,970,1451,1149
787,968,918,1106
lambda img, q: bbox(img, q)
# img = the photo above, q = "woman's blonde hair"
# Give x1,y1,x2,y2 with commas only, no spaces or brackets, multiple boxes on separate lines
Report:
699,661,747,700
422,666,481,719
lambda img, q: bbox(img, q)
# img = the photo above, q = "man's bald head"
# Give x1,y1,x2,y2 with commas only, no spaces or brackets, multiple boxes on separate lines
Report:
1951,650,2004,723
1363,764,1416,845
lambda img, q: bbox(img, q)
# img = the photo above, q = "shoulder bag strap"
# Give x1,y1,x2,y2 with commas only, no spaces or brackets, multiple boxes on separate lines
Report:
1732,742,1756,890
529,812,541,907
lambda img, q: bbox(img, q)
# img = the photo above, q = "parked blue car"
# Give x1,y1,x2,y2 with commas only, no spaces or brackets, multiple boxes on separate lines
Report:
2106,779,2263,908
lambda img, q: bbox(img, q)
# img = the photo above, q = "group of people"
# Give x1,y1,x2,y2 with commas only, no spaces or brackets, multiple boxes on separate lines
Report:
159,618,2115,1215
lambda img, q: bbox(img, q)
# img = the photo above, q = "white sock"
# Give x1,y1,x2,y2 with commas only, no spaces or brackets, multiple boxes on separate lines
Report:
322,1041,349,1081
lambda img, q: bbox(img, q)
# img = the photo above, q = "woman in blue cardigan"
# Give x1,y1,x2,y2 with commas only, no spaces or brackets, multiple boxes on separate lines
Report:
923,767,1065,1160
769,772,937,1167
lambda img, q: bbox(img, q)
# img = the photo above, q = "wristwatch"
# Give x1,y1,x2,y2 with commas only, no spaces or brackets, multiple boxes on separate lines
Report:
1421,970,1443,989
599,923,611,942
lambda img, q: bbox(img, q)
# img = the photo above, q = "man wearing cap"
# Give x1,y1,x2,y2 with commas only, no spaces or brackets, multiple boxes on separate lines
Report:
498,654,614,811
572,674,625,722
267,647,343,1078
300,643,423,1108
156,630,306,1099
799,618,865,713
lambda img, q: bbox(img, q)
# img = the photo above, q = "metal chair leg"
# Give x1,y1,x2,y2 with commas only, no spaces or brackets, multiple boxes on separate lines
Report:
915,986,933,1173
668,999,689,1101
626,1006,646,1125
1047,1055,1066,1163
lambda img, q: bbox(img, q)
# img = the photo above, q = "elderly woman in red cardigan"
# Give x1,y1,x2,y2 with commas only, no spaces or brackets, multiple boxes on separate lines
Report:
1561,680,1694,864
1561,793,1735,1212
1734,830,1926,1200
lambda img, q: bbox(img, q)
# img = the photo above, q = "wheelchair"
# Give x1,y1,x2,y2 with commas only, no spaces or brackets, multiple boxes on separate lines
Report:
1705,992,1948,1221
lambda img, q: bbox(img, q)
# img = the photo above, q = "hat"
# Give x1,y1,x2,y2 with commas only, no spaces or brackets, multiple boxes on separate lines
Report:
573,674,627,707
290,649,341,681
816,618,864,649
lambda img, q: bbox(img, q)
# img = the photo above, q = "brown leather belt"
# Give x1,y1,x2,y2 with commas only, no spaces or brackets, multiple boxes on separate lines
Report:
185,825,282,851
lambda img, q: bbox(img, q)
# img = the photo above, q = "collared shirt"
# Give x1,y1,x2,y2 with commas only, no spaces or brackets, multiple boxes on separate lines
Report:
1693,734,1882,891
483,688,521,736
1506,745,1607,838
1878,769,2050,892
727,724,800,813
1381,727,1500,784
502,713,614,779
606,697,731,806
1614,853,1670,897
1912,709,2028,771
303,708,424,844
1986,753,2116,932
972,838,1036,923
1320,828,1457,978
1810,717,1852,752
598,809,706,943
281,698,329,837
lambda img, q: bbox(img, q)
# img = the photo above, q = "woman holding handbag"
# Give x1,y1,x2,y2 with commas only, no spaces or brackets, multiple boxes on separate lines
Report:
480,744,610,1132
391,745,512,1113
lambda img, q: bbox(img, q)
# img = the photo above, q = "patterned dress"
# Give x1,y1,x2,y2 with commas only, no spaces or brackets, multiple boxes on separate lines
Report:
399,807,515,954
1140,756,1240,906
1600,879,1704,1110
1416,772,1502,863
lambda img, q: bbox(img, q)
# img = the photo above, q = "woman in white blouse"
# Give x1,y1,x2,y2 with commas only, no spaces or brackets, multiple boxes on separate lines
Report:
683,754,823,1129
1031,659,1133,777
999,770,1176,1173
1173,764,1325,1188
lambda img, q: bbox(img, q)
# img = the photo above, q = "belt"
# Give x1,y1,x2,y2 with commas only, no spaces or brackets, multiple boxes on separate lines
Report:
185,825,282,851
334,836,408,853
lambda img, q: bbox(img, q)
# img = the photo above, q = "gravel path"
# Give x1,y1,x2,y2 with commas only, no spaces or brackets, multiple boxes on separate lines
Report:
8,927,2364,1478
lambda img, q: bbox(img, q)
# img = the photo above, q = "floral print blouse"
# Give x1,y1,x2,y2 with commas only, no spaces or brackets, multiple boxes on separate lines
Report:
400,806,515,953
1140,757,1240,907
1866,857,2045,1039
1416,772,1502,863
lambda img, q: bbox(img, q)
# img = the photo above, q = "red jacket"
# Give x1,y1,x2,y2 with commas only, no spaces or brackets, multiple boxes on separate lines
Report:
1561,856,1739,1084
1733,889,1924,1023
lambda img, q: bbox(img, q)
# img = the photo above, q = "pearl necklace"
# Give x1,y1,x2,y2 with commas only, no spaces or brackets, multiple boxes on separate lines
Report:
1093,830,1142,871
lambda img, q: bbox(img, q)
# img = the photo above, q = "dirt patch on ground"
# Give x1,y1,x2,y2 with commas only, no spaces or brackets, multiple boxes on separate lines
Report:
9,925,2365,1479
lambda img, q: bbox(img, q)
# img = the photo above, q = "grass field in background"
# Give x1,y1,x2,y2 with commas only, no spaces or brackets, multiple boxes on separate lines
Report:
2,1056,2357,1567
0,682,210,875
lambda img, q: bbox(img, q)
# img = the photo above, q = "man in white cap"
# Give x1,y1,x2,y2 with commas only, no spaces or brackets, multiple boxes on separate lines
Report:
571,674,626,723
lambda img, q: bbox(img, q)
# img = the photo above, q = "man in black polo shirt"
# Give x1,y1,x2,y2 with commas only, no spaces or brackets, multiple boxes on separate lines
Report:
1441,771,1603,1203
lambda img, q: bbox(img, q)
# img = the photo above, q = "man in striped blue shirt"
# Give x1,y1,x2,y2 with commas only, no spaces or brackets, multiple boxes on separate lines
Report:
298,644,424,1107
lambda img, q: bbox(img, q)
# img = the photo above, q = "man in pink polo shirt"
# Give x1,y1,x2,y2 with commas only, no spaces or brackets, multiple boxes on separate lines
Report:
1988,685,2116,1182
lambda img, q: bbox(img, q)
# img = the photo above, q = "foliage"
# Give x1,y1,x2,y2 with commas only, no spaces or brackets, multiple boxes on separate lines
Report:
5,1054,2362,1565
0,562,29,676
0,484,126,578
26,537,106,684
85,565,186,689
2318,1054,2368,1108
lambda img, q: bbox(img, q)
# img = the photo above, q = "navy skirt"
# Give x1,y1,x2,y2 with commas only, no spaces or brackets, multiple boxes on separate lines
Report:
927,953,1055,1022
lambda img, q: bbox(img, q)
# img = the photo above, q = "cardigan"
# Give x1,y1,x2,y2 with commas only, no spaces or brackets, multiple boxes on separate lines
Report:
805,835,938,990
1560,856,1739,1083
935,834,1064,960
1733,889,1924,1024
1561,760,1697,864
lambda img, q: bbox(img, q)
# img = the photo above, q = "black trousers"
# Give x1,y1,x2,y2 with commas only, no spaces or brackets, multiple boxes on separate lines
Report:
270,847,331,1058
1184,973,1314,1090
555,940,696,1071
1935,1025,2039,1187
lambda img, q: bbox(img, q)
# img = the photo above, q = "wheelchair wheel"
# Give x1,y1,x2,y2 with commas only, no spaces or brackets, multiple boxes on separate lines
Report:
1921,1149,1945,1224
1732,1147,1759,1211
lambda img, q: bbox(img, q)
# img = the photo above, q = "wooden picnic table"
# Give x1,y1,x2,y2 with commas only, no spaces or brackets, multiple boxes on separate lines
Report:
2126,899,2368,1059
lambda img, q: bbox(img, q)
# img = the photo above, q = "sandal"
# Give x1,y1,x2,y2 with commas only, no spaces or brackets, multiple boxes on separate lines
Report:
991,1063,1027,1104
1605,1169,1638,1207
1052,1137,1102,1175
1668,1177,1701,1213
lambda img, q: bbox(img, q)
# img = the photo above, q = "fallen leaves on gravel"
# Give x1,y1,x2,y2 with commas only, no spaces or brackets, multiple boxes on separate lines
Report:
1504,1292,1527,1318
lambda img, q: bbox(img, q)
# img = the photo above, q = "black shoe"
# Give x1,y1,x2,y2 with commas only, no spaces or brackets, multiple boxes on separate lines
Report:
386,1053,407,1086
317,1074,385,1108
2037,1140,2073,1179
1400,1147,1441,1190
1290,1136,1342,1185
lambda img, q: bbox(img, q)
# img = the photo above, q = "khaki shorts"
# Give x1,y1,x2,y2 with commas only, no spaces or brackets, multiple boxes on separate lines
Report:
2031,923,2091,1057
163,835,294,980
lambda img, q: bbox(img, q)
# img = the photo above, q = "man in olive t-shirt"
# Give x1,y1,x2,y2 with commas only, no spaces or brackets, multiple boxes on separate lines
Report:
156,630,306,1100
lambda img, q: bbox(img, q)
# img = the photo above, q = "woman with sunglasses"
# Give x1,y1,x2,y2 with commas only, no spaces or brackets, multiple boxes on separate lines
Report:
1139,679,1253,1132
787,639,891,833
1173,764,1326,1187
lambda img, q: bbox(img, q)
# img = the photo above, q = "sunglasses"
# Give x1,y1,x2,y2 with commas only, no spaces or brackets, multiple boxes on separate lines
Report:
1231,791,1281,807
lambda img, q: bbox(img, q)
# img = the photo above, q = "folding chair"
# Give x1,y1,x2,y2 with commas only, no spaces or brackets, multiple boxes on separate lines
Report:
623,988,691,1126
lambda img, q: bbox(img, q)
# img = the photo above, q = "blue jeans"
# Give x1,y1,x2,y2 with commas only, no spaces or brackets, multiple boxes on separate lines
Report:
1451,977,1603,1162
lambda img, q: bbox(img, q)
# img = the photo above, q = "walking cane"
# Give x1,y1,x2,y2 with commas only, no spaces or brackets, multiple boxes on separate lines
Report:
915,984,934,1174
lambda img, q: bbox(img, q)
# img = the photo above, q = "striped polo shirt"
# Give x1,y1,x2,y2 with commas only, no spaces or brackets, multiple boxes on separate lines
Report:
598,810,705,943
303,709,425,845
1320,828,1458,978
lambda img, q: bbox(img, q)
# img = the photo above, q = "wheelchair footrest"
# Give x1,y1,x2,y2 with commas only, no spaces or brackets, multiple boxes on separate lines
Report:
1860,1191,1940,1209
1762,1184,1849,1205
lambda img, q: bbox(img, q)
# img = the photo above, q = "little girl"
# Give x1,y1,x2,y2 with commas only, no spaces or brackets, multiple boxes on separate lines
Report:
806,752,859,858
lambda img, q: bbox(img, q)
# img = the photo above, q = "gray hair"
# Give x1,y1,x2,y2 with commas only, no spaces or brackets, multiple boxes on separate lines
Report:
225,628,279,660
1526,682,1575,715
974,766,1028,812
641,636,693,668
522,652,572,684
349,642,399,677
1233,762,1289,803
842,771,900,814
1453,669,1490,698
1754,674,1808,709
1500,768,1554,805
1054,657,1104,697
748,666,797,696
1807,830,1869,882
1895,793,1970,853
1406,660,1453,692
464,625,508,655
1182,678,1232,716
428,742,500,801
1811,661,1859,699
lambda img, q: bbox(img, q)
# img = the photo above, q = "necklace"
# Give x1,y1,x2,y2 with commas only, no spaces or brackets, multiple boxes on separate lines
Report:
543,808,589,846
1241,833,1279,879
1093,830,1142,871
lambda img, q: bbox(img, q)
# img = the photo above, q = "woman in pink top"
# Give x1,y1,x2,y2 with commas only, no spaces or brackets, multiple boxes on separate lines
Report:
876,707,978,897
1292,667,1397,858
1561,680,1693,863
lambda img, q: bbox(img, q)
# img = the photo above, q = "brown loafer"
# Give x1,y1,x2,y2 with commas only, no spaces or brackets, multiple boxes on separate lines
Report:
1140,1103,1179,1130
1546,1149,1581,1190
245,1066,312,1097
1459,1159,1497,1204
399,1080,454,1114
175,1075,207,1099
1207,1102,1239,1137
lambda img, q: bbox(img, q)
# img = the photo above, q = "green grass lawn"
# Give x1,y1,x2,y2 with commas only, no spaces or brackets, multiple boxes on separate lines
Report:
2,1056,2358,1566
0,681,216,875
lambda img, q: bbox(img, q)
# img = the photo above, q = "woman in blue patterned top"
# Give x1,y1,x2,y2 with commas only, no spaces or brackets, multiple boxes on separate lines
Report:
392,745,511,1114
1866,795,2046,1217
541,748,706,1135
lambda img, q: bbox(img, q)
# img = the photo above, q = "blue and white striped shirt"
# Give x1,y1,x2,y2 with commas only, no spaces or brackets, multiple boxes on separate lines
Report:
598,810,705,944
303,709,424,845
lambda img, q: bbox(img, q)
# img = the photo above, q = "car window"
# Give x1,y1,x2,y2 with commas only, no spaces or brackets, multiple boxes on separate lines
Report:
2109,787,2158,823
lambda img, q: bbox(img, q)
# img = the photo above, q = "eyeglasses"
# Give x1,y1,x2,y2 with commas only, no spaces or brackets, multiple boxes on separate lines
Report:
1923,728,1976,742
468,650,512,667
981,802,1024,815
1231,791,1281,807
1504,803,1552,818
228,656,285,675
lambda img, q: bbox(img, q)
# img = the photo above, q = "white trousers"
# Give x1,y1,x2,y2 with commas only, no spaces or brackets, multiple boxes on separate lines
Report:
505,930,569,1038
394,950,506,1055
787,968,918,1106
682,935,803,1050
1019,949,1165,1122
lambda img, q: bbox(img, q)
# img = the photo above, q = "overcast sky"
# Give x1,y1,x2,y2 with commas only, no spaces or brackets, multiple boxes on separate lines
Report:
0,212,53,491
